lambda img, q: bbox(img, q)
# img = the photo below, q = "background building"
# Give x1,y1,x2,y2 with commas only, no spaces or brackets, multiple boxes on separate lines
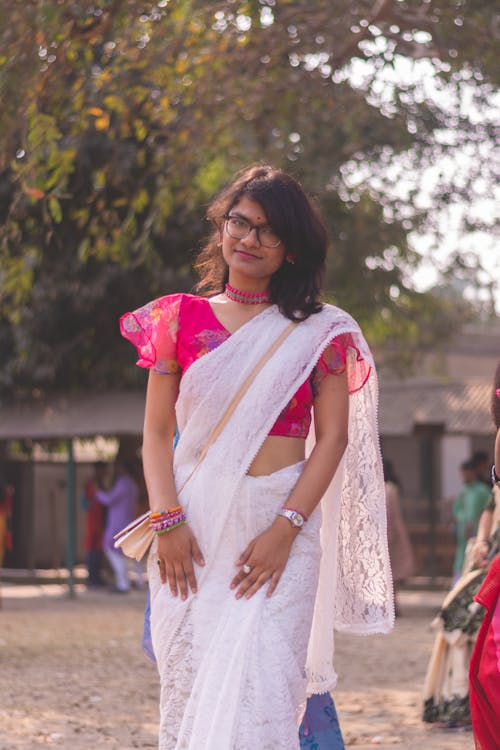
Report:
1,322,498,576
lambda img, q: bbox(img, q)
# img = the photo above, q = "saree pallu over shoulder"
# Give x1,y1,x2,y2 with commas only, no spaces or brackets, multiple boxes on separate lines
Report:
169,303,393,695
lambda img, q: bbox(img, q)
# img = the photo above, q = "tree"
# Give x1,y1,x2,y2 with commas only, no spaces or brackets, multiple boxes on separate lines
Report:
0,1,498,399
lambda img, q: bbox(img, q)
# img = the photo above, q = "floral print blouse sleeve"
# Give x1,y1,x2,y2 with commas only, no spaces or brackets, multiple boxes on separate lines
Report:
119,294,183,374
311,332,371,396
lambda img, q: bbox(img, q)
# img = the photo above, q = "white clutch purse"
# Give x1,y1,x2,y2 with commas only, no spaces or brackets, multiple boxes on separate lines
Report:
114,512,153,561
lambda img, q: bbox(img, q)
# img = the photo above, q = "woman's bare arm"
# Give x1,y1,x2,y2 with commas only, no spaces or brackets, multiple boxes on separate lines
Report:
143,370,204,598
495,428,500,475
142,370,180,512
283,368,349,519
231,370,349,599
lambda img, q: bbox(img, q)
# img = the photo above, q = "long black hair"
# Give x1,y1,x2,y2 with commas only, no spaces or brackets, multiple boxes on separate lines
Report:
194,164,328,321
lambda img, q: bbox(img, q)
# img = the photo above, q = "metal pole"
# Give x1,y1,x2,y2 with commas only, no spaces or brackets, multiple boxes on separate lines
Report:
420,434,437,578
66,438,76,597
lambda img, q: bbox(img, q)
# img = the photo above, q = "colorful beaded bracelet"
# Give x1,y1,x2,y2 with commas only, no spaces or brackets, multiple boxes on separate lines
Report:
154,517,187,535
151,513,186,532
150,505,182,520
150,505,186,533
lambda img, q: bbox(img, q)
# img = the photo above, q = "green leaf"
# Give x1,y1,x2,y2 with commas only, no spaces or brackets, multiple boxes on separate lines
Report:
48,196,62,223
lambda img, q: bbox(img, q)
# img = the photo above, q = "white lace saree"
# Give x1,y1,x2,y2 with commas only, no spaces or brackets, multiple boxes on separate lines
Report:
147,304,393,750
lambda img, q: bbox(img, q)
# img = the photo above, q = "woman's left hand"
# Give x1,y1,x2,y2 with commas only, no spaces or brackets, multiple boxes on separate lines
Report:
230,518,298,599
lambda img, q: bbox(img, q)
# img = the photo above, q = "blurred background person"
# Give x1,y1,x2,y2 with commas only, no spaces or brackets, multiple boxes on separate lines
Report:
383,458,415,617
132,457,148,590
470,450,492,489
0,470,14,609
96,457,139,593
452,460,490,584
422,490,499,730
423,369,500,731
81,461,108,588
469,370,500,750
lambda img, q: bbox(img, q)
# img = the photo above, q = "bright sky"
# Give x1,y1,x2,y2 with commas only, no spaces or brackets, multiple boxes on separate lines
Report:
342,54,500,312
410,209,499,309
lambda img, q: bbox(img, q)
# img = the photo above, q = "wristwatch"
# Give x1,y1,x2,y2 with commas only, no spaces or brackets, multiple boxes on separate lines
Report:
278,508,306,529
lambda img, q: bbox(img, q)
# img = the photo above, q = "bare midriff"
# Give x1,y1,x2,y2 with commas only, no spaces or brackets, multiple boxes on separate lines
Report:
246,435,306,476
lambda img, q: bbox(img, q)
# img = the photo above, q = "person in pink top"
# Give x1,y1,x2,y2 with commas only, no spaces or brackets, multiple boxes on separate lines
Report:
0,472,14,609
120,165,393,749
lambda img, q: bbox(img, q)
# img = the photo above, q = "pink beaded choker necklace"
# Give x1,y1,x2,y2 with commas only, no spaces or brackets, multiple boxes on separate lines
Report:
225,283,271,305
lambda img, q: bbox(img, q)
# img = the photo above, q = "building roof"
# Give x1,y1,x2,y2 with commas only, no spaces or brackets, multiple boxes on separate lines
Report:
0,391,145,440
379,380,495,436
0,381,495,441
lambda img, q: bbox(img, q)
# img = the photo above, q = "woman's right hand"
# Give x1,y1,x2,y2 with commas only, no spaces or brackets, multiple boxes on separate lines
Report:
156,524,205,599
473,539,490,569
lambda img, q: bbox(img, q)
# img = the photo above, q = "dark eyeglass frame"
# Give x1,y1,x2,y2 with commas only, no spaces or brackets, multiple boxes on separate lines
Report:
223,213,282,248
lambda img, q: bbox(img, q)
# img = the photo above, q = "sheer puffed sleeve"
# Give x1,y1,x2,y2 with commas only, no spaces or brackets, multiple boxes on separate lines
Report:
119,294,183,374
312,332,371,395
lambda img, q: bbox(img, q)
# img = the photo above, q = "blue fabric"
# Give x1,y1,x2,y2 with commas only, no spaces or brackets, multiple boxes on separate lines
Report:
142,589,155,662
299,693,345,749
142,428,345,748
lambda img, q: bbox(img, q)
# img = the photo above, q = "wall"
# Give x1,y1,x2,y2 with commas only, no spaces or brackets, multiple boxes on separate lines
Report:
5,461,101,569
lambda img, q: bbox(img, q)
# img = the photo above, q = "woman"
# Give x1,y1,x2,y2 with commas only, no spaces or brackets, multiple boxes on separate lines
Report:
422,370,500,730
120,165,393,749
383,458,415,616
0,472,14,608
96,458,139,593
81,461,107,588
469,376,500,750
452,459,490,583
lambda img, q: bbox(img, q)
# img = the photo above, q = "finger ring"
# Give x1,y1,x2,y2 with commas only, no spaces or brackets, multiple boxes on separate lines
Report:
242,564,252,574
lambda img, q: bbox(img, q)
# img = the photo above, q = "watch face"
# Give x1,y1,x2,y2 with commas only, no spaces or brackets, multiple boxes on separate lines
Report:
291,512,304,527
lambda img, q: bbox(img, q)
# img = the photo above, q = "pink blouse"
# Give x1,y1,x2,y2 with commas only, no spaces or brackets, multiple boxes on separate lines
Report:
120,294,369,438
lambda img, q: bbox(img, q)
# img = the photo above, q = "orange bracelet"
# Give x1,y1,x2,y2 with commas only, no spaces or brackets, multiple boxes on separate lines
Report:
150,505,183,519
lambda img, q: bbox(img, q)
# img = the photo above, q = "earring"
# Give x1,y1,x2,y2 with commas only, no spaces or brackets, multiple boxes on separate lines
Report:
286,255,295,265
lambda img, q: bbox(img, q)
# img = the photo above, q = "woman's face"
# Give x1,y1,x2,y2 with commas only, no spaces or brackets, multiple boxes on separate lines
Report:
221,196,286,287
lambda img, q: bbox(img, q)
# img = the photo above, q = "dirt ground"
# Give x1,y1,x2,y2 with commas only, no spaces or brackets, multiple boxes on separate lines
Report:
0,583,475,750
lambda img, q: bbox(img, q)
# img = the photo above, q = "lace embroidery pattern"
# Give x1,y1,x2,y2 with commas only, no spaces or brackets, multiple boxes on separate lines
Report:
144,304,392,748
150,465,320,749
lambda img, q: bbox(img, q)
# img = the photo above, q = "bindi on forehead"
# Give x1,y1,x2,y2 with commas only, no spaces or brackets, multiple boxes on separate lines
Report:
232,209,267,225
232,198,268,224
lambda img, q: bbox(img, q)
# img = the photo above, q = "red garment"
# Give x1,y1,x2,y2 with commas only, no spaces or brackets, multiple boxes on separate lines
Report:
120,293,370,438
83,479,105,552
469,554,500,750
0,485,14,553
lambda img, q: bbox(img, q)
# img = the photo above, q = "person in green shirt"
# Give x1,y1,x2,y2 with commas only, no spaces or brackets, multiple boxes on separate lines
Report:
453,460,491,581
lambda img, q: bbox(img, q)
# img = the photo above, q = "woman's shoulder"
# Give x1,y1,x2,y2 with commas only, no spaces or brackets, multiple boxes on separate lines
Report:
302,302,364,340
318,302,361,332
123,292,209,320
141,291,198,309
153,292,212,312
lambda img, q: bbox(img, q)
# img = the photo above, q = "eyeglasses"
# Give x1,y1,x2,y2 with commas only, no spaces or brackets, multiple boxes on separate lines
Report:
223,214,282,248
